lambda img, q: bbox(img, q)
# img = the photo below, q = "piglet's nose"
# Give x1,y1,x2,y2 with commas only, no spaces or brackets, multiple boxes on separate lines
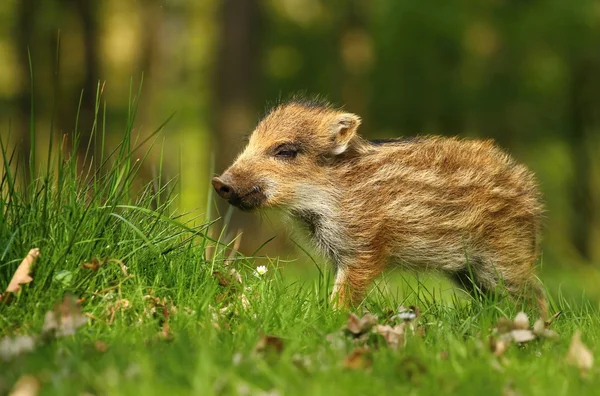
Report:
212,176,235,200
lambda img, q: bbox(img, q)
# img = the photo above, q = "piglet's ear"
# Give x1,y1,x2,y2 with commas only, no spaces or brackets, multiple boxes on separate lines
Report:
329,113,361,155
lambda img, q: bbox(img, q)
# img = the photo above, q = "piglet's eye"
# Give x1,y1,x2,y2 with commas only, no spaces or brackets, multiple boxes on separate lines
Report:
274,144,299,159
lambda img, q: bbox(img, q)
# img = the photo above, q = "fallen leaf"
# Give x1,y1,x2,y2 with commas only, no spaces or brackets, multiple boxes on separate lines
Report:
107,299,132,325
533,318,559,339
229,268,243,284
42,294,88,337
213,271,232,287
8,375,40,396
158,306,173,341
0,335,36,361
343,347,372,370
513,312,529,330
490,334,512,357
491,311,559,356
533,318,545,335
565,331,594,373
346,312,377,336
140,295,176,340
375,324,405,349
213,268,242,288
107,258,129,276
95,340,109,353
253,334,284,360
5,249,40,294
511,329,535,343
81,257,102,271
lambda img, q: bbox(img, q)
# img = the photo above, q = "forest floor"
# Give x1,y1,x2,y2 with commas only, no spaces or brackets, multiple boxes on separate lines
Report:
1,126,599,396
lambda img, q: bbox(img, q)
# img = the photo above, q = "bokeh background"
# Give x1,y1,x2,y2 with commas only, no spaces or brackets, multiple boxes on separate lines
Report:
1,0,599,296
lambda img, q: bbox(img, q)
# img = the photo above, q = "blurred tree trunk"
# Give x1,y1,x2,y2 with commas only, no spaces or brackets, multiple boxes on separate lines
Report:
568,61,593,262
213,0,261,171
211,0,263,250
15,0,37,184
67,0,100,166
16,0,101,176
338,2,372,131
137,0,167,207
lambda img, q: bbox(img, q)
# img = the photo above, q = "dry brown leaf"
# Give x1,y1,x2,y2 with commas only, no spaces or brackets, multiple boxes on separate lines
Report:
106,298,132,325
253,334,284,360
42,294,88,337
95,340,109,353
213,271,231,288
158,306,173,340
5,249,40,294
240,293,250,310
0,335,36,360
513,312,529,330
140,295,175,340
490,334,512,357
491,312,559,357
533,318,545,335
343,347,372,370
346,312,377,336
346,313,362,334
566,331,594,373
107,258,129,276
375,324,405,349
213,268,242,288
533,318,559,339
8,375,40,396
229,268,243,284
81,257,102,271
511,329,535,343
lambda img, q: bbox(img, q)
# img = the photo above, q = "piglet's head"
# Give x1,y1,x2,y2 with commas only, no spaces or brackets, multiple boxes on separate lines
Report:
212,101,361,211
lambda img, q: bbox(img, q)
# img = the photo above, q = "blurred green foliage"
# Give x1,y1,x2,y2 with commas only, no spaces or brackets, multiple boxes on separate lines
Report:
0,0,598,267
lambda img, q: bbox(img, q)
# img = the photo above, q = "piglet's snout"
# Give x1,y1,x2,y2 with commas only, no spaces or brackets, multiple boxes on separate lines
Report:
212,174,237,201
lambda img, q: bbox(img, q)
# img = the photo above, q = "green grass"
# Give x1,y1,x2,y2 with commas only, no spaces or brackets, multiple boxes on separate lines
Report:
1,94,600,396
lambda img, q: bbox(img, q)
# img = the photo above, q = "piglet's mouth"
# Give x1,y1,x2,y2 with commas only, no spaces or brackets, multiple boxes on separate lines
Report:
228,187,266,211
212,176,267,211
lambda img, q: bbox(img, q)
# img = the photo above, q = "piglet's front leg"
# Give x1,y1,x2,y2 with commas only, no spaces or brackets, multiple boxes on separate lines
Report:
330,254,386,309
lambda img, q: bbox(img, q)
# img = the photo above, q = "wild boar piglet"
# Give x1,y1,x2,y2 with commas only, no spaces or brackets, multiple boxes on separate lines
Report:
213,98,547,316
